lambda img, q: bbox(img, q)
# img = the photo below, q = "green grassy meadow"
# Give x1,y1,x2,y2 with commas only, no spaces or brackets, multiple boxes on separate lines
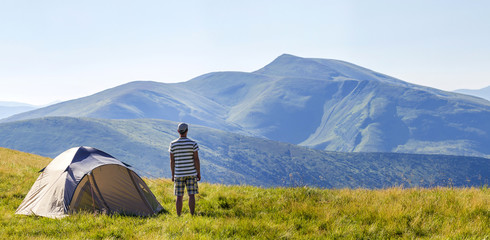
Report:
1,147,489,239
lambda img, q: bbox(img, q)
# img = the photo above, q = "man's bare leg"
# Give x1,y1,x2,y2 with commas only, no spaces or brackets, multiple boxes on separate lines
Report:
189,194,195,215
176,196,183,216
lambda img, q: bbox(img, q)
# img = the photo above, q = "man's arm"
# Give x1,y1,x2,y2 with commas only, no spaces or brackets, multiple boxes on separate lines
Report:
170,152,175,182
193,151,201,181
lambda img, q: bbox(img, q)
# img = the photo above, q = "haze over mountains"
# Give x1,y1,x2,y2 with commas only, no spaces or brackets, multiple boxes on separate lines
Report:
4,54,490,158
0,101,38,119
455,86,490,102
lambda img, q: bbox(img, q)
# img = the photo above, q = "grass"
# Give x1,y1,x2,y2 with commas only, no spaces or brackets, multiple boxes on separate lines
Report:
1,147,489,239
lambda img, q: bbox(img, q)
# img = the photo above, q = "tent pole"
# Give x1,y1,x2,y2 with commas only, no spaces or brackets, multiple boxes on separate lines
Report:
88,173,97,214
89,171,111,214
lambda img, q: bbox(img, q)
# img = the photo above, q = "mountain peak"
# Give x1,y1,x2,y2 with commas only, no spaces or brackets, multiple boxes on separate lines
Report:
253,54,341,79
254,54,412,88
275,53,303,60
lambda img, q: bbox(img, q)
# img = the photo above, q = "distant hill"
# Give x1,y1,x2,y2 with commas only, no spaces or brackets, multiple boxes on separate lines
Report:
3,54,490,158
0,101,38,119
0,101,35,107
0,117,488,188
454,85,490,101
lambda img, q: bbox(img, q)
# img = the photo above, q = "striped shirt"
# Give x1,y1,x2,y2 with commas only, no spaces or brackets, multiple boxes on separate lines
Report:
168,137,199,177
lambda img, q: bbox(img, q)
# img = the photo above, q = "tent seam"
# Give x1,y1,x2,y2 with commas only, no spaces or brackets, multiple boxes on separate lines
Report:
127,168,153,214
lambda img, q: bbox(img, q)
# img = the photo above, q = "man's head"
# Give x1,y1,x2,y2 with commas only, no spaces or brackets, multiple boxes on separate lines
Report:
178,123,188,136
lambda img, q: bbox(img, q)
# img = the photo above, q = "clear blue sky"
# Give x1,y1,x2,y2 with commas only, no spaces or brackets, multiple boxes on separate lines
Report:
1,0,489,105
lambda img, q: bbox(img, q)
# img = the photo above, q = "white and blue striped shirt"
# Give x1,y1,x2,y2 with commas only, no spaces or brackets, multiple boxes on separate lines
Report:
169,137,199,177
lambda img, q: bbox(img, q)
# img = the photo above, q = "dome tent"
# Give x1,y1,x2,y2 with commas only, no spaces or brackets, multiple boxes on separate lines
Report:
16,146,163,218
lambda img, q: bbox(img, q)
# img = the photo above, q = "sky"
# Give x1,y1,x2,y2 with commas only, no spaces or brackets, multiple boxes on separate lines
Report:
1,0,489,105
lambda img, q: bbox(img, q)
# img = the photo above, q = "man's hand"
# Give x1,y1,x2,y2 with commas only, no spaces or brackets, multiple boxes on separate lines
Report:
196,173,201,181
172,175,175,182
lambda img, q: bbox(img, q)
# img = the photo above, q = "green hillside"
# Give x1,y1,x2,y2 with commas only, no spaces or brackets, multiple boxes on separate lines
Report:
0,117,489,188
1,148,489,239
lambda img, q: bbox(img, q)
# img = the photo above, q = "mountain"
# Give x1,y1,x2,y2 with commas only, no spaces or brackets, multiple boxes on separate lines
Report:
0,117,488,188
0,101,38,119
454,86,490,101
1,82,250,135
183,55,490,157
3,54,490,158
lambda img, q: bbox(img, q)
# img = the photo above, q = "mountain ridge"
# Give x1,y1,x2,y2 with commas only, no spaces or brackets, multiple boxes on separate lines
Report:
254,54,409,87
3,54,490,158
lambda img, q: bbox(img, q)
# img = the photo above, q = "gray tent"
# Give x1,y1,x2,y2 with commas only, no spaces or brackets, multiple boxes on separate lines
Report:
16,146,163,218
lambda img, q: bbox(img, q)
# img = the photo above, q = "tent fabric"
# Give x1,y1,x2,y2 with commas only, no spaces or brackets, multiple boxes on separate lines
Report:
16,146,163,218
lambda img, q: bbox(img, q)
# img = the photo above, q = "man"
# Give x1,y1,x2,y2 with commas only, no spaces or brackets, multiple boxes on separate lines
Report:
168,122,201,216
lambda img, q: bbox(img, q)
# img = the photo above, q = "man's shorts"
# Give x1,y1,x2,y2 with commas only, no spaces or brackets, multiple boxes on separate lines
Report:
174,176,199,196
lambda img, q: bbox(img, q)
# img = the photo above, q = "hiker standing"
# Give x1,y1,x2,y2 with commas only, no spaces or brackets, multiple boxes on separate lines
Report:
169,123,201,216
